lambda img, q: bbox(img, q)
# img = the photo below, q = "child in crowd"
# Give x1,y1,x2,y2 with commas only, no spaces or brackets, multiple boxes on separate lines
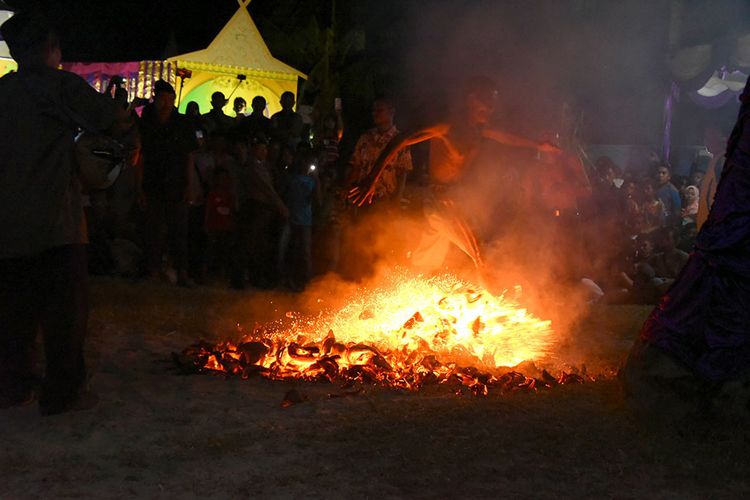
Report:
204,167,234,279
639,180,666,233
681,185,699,224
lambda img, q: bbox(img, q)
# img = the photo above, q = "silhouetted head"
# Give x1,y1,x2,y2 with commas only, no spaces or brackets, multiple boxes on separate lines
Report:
185,101,200,117
280,91,295,111
1,11,60,68
211,91,227,110
251,96,266,114
153,80,176,124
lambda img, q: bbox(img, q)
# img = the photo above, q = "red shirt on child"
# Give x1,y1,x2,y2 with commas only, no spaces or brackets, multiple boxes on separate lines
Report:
205,190,234,233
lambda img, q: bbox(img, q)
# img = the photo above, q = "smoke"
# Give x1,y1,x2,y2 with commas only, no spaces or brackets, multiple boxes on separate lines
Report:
216,1,718,368
376,1,685,346
398,1,671,145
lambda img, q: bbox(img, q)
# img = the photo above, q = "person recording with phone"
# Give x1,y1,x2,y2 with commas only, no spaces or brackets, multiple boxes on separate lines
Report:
278,150,321,291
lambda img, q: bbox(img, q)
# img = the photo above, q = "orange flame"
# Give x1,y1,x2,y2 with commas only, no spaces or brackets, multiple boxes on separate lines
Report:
181,273,577,395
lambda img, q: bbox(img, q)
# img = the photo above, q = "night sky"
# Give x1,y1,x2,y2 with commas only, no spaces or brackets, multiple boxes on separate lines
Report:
5,0,749,146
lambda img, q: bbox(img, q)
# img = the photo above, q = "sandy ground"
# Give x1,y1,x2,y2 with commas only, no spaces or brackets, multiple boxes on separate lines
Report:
2,277,749,499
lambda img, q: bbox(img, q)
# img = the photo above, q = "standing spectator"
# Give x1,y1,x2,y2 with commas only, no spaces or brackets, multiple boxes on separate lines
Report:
655,164,682,227
340,97,413,279
347,97,413,206
238,95,271,140
0,12,119,414
312,111,345,273
110,88,142,233
233,97,247,122
203,91,233,136
279,150,321,290
270,91,304,148
226,133,288,289
244,133,289,288
204,167,234,279
225,133,251,289
186,129,216,283
138,80,197,287
315,112,344,176
184,100,204,135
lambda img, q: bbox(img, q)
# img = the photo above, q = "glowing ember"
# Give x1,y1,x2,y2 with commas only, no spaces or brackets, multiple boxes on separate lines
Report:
179,274,578,395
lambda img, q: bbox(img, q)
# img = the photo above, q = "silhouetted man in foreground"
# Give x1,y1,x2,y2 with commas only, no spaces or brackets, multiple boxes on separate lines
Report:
0,12,119,415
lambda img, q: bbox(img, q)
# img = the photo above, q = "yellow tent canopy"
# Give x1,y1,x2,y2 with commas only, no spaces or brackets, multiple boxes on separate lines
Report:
0,7,17,76
167,0,306,117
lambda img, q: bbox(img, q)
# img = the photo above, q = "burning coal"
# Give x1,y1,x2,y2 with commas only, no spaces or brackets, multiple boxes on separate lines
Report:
177,273,584,395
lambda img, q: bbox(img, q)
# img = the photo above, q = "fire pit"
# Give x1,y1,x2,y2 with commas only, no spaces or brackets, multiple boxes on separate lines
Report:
177,273,584,395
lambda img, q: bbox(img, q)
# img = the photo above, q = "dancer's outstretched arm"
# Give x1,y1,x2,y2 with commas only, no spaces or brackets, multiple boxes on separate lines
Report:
348,124,451,206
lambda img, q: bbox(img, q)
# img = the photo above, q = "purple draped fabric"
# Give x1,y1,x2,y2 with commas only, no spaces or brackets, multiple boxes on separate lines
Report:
639,83,750,382
662,82,679,163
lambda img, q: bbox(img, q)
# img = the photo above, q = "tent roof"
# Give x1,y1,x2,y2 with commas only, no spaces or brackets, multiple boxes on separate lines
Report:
0,7,13,60
167,0,305,81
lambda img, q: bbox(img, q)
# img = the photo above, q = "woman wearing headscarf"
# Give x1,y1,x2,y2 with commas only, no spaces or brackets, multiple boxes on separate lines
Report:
680,185,699,224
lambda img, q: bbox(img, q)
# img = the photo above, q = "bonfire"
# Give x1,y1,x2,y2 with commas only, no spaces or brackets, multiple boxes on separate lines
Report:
178,272,584,395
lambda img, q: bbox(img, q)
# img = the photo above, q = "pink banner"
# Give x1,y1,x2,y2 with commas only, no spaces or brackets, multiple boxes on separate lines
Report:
62,61,140,76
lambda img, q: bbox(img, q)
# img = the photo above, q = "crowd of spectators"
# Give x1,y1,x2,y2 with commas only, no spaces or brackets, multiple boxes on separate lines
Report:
86,76,717,304
89,80,348,292
585,154,711,304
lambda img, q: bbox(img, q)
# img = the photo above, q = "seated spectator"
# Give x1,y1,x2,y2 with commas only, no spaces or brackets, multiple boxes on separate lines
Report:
629,234,664,304
650,227,689,281
621,177,641,237
639,179,666,233
677,222,698,253
681,185,699,224
655,164,682,227
689,150,710,189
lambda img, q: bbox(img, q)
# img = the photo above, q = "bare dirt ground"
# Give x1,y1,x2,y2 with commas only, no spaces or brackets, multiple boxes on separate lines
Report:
2,277,749,499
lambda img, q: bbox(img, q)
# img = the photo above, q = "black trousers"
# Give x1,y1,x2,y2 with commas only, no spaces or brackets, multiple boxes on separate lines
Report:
0,245,88,406
144,197,189,274
230,200,278,289
188,204,207,279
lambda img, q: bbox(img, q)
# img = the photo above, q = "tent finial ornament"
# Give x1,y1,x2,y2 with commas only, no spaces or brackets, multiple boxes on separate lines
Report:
237,0,251,7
